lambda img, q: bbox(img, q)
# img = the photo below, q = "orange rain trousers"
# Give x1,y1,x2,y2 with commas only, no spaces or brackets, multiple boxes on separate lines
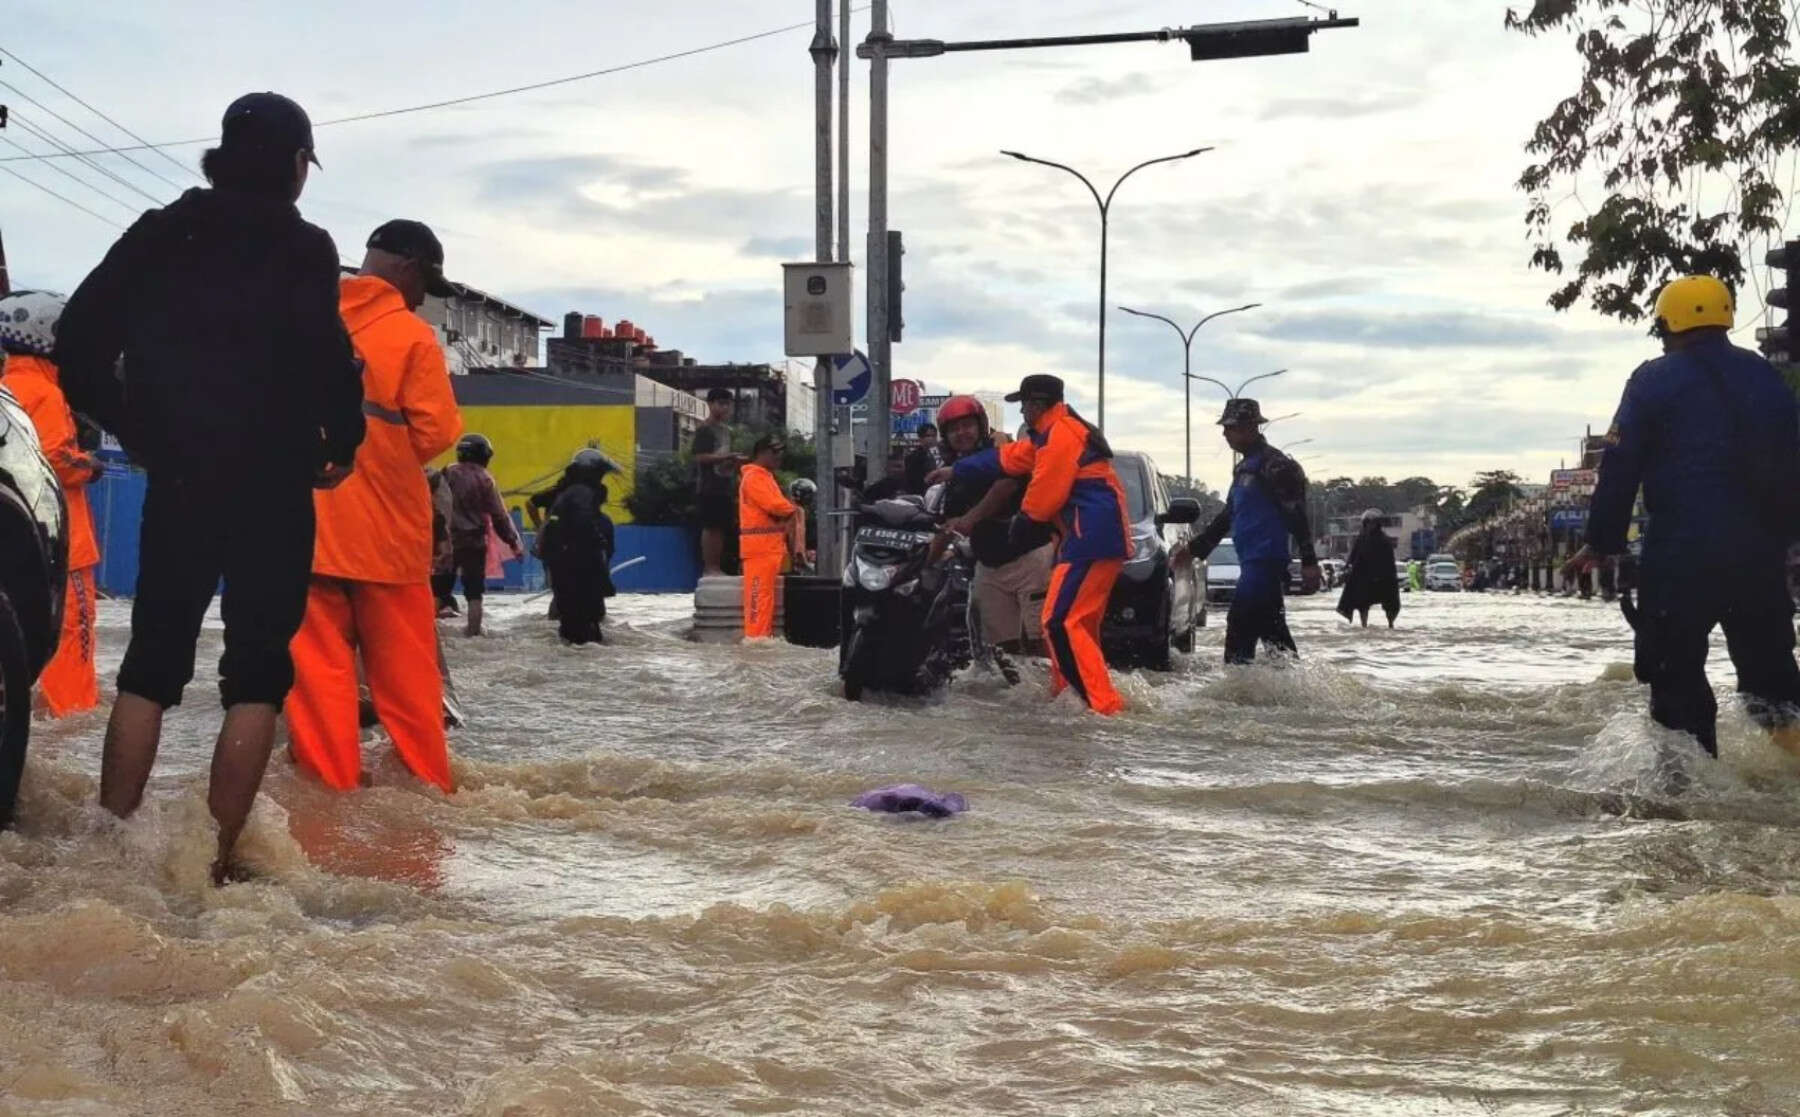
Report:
39,566,99,716
742,553,783,639
286,578,453,792
1042,558,1125,716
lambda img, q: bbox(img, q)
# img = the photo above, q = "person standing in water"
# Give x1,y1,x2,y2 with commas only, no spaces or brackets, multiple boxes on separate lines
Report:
738,434,804,640
54,92,364,883
539,449,618,645
444,433,523,637
1336,509,1401,628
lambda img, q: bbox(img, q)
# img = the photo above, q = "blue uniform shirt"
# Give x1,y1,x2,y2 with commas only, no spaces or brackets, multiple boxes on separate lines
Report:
1587,332,1798,565
1192,440,1316,568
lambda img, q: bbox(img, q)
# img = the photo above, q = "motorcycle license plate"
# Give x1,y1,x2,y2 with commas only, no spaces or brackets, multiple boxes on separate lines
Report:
858,527,928,548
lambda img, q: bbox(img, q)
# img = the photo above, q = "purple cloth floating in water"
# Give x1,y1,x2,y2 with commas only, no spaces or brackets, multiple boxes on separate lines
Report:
851,784,968,818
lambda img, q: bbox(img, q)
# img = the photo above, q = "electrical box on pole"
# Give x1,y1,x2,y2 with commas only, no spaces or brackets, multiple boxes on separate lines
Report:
783,261,855,357
886,230,904,343
1761,240,1798,367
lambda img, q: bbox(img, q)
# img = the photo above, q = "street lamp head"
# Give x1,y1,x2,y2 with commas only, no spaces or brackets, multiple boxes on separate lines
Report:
1000,150,1030,161
1183,147,1214,159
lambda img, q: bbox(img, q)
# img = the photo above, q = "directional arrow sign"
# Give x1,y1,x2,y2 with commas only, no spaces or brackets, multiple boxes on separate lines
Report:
830,350,872,406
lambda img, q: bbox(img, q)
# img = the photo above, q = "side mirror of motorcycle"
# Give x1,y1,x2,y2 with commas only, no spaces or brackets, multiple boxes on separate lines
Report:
1157,498,1202,527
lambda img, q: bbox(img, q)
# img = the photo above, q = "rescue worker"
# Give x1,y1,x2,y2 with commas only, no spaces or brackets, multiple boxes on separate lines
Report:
1178,398,1319,664
0,290,103,717
539,449,617,645
738,434,805,640
285,220,463,794
933,394,1055,656
1566,275,1800,759
949,374,1130,715
444,433,523,637
53,92,364,884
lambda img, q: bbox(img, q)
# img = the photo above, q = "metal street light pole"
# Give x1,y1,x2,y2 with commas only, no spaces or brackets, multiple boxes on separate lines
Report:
810,0,840,574
1119,302,1259,489
1002,149,1210,431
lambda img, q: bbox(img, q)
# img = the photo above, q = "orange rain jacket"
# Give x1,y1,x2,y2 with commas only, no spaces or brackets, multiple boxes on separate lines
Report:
738,463,797,559
3,355,100,569
953,401,1131,564
314,276,463,583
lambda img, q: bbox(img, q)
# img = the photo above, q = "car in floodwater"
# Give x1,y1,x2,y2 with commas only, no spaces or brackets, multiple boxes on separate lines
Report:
1425,561,1463,592
0,373,68,829
1104,451,1203,670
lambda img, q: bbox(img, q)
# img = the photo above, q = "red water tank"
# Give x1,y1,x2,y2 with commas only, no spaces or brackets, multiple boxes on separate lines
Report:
615,318,635,338
632,327,647,343
600,328,614,339
581,315,604,338
642,335,657,350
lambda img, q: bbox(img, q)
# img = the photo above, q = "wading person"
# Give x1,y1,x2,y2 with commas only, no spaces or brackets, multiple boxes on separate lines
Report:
738,434,803,640
0,290,103,716
444,433,522,637
950,375,1130,715
539,449,617,645
53,92,364,883
285,220,463,794
1177,399,1319,664
692,388,742,576
1336,509,1400,628
1566,275,1800,760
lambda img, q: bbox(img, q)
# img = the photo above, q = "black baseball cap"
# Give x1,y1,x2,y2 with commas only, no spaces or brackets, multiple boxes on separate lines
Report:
367,219,455,298
221,92,320,168
1005,373,1065,403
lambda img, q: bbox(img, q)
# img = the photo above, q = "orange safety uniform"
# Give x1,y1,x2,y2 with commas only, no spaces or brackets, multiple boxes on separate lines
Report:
286,275,463,792
738,463,797,639
4,355,102,716
951,401,1131,715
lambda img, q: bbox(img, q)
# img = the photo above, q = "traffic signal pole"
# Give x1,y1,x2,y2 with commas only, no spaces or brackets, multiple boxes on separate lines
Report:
811,0,842,574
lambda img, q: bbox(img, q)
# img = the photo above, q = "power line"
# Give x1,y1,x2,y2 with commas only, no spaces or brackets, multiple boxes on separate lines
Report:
0,47,198,183
0,12,867,164
0,130,139,214
0,73,188,189
0,162,125,228
8,110,165,205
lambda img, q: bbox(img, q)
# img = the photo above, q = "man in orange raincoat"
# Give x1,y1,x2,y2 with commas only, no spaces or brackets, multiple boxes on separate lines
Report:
944,374,1131,715
0,290,102,716
738,433,806,640
286,220,463,792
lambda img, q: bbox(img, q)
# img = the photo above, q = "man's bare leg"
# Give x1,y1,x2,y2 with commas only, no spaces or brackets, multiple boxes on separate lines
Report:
99,692,164,819
207,702,278,885
702,527,723,577
465,598,484,638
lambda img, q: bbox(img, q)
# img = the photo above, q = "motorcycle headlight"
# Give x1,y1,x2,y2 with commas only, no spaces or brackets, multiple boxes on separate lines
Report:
854,556,897,592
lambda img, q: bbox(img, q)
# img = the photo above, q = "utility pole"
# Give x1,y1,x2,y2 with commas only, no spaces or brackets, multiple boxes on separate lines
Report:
810,0,840,573
866,0,892,473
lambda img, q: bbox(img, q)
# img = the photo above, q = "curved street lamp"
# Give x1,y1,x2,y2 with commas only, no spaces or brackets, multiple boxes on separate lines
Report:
1002,147,1212,431
1119,302,1259,487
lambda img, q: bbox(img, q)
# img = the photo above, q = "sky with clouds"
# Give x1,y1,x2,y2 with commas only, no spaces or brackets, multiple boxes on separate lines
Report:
5,0,1791,492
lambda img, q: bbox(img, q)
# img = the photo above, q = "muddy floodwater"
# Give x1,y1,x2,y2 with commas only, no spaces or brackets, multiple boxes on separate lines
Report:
3,590,1798,1115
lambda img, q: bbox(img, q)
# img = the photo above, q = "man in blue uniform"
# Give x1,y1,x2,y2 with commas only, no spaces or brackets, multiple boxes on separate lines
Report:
1176,398,1319,663
1567,275,1800,758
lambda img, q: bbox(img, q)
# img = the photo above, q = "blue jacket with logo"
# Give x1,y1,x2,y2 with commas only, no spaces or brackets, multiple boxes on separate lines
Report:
1587,333,1798,567
1193,441,1316,568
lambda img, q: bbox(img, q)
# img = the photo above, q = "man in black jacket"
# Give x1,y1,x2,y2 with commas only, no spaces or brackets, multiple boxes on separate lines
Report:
54,92,364,883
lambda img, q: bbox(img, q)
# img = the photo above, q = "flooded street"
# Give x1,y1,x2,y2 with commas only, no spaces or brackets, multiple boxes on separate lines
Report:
4,589,1799,1115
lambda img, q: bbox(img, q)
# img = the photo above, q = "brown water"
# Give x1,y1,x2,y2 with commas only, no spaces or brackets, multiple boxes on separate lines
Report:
3,591,1799,1116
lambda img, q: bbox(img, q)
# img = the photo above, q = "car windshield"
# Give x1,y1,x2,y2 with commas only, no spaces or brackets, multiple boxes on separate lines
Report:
1213,542,1239,565
1117,460,1151,522
1430,563,1459,575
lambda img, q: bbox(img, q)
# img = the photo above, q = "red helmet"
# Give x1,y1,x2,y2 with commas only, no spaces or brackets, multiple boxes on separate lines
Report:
936,394,989,441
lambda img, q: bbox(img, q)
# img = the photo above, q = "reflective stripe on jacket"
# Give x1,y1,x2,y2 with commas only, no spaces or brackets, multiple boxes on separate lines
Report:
3,355,99,569
312,275,464,583
738,463,797,558
952,402,1130,563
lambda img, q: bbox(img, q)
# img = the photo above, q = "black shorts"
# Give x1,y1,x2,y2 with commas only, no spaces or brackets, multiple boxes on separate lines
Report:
698,489,735,532
453,544,490,600
118,471,315,709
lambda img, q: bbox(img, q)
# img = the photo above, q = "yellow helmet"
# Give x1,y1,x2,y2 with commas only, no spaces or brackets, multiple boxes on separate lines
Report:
1652,275,1735,334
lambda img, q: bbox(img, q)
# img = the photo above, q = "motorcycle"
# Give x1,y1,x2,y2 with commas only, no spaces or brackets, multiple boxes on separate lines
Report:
836,486,1016,701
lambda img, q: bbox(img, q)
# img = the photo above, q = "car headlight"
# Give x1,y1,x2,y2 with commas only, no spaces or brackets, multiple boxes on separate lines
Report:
0,387,62,542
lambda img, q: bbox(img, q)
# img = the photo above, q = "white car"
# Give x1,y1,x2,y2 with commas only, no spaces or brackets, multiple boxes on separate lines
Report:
1206,538,1241,603
1425,561,1463,592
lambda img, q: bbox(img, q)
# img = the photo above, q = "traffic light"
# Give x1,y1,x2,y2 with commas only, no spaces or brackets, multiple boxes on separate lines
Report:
1761,239,1799,366
886,230,905,343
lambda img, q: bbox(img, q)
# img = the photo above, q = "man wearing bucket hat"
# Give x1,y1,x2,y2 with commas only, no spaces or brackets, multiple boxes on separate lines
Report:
1176,397,1319,664
1566,275,1800,760
946,374,1131,715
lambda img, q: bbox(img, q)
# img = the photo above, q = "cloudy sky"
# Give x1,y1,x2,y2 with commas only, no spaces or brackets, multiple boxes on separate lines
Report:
5,0,1790,492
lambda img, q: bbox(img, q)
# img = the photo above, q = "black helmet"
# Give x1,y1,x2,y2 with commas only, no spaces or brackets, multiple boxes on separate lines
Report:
568,447,613,481
457,433,494,464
